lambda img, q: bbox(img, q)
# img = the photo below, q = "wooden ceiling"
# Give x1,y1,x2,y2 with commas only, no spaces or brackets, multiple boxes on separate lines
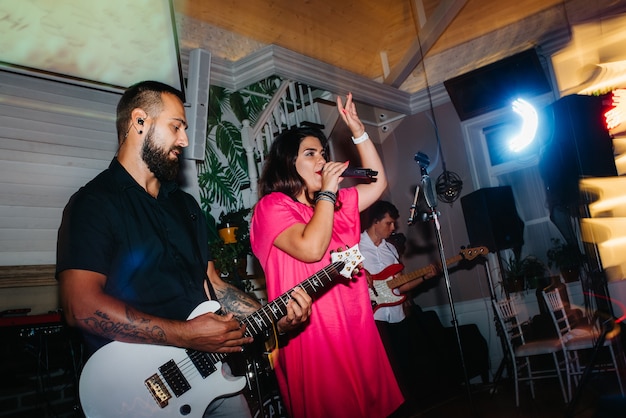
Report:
173,0,626,94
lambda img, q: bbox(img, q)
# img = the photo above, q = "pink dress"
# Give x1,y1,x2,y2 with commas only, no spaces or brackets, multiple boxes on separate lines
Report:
251,188,403,418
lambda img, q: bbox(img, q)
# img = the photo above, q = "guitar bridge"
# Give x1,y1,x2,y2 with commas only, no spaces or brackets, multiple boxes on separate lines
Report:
145,374,172,408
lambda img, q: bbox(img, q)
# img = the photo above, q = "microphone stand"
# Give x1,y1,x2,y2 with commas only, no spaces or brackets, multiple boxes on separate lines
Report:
412,152,474,412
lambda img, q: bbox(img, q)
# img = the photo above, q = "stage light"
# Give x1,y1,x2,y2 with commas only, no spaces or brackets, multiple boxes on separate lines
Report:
509,98,538,152
580,177,626,281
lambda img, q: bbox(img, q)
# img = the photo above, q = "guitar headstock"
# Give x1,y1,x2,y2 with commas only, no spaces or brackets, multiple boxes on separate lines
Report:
330,244,364,278
460,246,489,261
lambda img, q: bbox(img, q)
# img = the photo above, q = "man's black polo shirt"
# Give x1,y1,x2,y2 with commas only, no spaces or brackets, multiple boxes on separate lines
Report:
57,158,211,352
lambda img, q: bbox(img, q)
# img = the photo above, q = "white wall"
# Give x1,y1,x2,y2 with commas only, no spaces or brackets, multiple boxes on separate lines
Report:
0,70,121,266
0,70,202,313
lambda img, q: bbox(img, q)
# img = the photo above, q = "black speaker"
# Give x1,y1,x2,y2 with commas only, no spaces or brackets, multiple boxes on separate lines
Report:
444,48,552,121
538,94,616,210
461,186,524,252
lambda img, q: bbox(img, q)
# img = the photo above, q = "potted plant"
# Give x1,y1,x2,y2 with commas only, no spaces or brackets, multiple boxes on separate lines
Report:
502,255,526,294
209,208,252,291
521,256,548,290
217,208,250,245
501,254,548,294
546,238,581,283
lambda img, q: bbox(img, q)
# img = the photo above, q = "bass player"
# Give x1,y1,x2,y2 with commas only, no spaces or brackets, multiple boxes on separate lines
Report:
360,200,437,415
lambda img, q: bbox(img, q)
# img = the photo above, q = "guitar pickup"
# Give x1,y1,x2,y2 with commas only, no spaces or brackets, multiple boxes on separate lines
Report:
187,349,217,378
159,359,191,397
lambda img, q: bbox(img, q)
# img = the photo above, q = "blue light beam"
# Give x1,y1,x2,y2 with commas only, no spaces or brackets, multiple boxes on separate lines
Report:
509,98,538,152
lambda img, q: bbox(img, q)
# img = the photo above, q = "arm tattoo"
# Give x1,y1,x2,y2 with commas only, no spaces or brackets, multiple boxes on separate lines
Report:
78,306,167,344
216,284,261,319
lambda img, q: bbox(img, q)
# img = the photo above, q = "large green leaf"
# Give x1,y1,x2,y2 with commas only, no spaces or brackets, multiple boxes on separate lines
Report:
208,86,229,124
198,152,241,211
215,121,247,169
240,77,281,124
200,76,284,213
228,91,249,122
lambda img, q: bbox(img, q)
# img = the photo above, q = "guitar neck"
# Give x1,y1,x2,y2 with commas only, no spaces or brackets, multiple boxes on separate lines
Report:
388,254,463,288
240,260,345,338
202,260,345,365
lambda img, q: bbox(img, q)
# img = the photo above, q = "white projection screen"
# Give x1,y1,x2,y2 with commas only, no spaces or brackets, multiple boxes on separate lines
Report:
0,0,183,92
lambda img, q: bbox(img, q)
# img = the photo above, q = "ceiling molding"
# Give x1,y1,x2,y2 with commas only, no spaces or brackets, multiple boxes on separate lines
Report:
182,45,424,116
407,83,451,115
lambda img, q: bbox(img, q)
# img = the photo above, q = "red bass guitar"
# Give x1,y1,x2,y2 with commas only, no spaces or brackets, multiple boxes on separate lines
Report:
368,246,488,311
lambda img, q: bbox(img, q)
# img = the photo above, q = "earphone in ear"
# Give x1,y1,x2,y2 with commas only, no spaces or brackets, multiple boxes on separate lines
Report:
135,118,144,134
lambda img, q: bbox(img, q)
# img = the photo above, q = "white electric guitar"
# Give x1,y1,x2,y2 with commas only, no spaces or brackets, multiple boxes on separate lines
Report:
368,246,487,311
79,245,363,418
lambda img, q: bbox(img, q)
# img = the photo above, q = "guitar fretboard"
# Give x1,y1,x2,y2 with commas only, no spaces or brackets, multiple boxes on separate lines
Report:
242,260,345,336
388,255,462,288
193,259,345,366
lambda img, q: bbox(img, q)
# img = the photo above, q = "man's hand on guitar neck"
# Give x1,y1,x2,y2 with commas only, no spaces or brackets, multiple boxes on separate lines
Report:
424,262,440,280
396,263,438,293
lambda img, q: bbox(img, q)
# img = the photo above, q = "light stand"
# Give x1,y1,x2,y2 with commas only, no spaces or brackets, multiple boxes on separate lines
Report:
410,152,474,409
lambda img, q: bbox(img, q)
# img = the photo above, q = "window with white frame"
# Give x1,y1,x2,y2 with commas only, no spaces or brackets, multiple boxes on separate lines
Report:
462,93,564,272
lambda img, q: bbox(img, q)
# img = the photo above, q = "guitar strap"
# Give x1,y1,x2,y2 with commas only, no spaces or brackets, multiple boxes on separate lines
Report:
204,273,218,302
384,241,401,264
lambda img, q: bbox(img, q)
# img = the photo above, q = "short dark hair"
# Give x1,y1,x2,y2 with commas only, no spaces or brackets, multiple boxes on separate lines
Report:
258,126,331,203
363,200,399,229
116,81,184,143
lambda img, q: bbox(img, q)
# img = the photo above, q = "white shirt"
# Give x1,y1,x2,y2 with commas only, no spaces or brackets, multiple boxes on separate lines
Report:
359,230,406,323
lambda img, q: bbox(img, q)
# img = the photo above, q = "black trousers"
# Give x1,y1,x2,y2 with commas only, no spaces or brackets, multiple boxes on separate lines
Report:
375,318,418,400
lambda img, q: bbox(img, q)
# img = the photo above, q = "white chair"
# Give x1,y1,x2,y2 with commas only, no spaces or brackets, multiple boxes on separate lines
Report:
492,297,568,406
542,288,625,400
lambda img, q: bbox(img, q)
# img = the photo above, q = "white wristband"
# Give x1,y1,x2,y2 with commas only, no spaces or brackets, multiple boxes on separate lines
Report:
351,131,369,144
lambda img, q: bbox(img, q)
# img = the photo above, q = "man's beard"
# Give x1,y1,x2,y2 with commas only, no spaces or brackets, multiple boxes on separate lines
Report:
141,128,181,182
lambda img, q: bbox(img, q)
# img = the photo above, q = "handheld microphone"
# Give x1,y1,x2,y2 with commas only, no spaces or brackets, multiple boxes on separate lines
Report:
341,167,378,178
